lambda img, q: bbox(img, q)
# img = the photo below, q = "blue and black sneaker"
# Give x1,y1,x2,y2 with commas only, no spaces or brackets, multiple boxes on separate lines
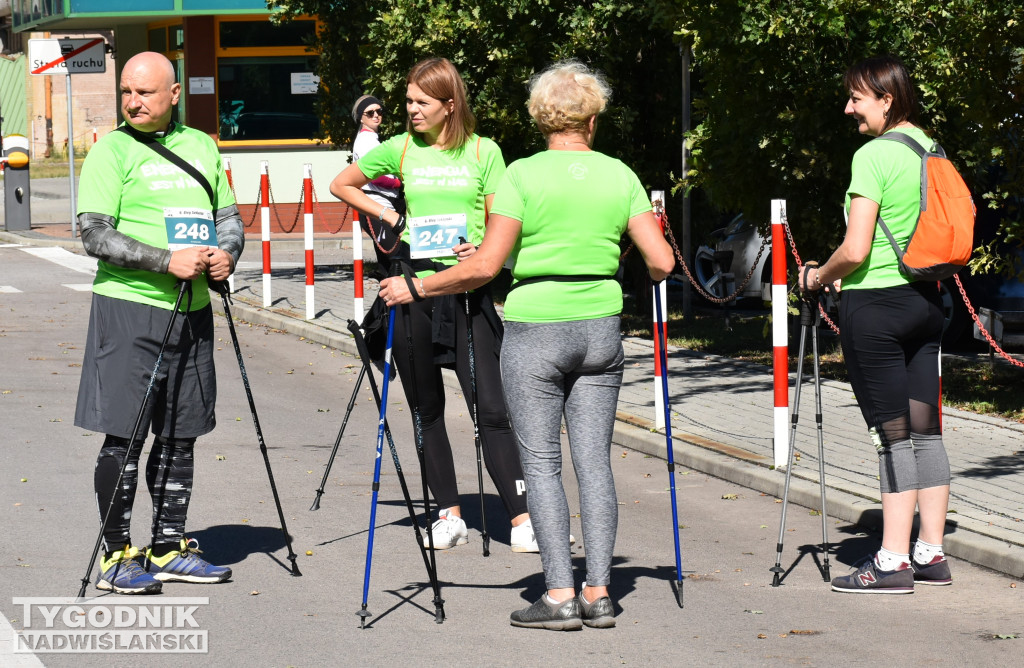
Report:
96,545,163,594
144,538,232,584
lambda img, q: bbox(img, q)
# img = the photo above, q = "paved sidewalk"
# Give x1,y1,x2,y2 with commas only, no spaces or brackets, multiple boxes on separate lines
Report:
4,220,1024,580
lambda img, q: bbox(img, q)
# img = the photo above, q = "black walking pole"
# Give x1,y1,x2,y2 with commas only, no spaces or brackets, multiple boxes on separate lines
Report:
401,292,445,623
346,318,441,604
78,281,189,597
357,305,397,628
653,280,685,608
770,291,831,586
461,273,490,557
219,290,301,577
310,363,367,511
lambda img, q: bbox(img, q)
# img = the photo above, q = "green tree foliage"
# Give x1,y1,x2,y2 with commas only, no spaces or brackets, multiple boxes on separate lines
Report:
652,0,1024,270
272,0,682,191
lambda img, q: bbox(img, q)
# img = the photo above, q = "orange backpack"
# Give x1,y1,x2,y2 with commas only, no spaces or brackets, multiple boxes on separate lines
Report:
874,132,975,281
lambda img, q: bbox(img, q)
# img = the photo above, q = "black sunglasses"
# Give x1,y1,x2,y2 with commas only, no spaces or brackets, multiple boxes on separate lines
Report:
363,109,384,118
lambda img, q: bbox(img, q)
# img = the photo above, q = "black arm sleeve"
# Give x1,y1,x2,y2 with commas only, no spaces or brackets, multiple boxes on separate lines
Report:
214,204,245,267
78,212,172,273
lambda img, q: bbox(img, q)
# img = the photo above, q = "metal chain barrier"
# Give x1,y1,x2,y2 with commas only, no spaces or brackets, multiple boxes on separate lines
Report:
624,210,768,304
244,185,260,228
955,274,1024,368
273,176,301,234
781,211,840,334
310,182,349,235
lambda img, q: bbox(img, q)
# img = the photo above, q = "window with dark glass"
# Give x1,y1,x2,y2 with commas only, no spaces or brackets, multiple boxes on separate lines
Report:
219,21,315,49
217,56,319,141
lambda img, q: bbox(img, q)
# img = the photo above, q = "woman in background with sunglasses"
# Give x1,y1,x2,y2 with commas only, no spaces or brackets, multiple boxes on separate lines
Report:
350,95,404,239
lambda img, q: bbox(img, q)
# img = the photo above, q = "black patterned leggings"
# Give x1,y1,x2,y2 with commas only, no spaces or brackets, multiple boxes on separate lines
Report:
94,434,195,552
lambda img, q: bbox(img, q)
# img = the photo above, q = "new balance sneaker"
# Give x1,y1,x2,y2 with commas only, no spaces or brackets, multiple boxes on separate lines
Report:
422,509,469,550
509,519,576,553
510,596,583,631
144,538,232,584
96,546,162,594
912,556,953,586
577,585,615,628
831,556,914,594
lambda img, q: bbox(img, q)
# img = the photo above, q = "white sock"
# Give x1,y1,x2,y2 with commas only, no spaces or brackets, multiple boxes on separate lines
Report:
579,581,591,605
874,547,910,571
913,539,944,565
544,594,565,606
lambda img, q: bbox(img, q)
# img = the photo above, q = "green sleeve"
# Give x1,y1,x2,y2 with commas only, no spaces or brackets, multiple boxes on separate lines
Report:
76,135,126,218
478,137,506,195
490,163,524,221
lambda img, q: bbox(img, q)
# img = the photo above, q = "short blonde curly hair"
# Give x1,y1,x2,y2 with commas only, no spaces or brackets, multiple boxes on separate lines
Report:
527,61,611,136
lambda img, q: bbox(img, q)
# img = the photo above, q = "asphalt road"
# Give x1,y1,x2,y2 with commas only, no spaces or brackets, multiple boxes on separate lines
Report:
1,243,1021,667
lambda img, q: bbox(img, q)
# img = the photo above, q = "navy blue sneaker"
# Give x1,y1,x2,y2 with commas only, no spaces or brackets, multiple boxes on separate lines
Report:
831,556,914,594
912,556,953,586
96,546,162,594
145,538,231,584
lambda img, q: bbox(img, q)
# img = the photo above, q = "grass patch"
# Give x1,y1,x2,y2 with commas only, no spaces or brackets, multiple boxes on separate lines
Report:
622,302,1024,423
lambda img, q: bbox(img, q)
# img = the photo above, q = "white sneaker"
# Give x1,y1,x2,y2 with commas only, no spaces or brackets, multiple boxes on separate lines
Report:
423,509,469,550
510,519,576,553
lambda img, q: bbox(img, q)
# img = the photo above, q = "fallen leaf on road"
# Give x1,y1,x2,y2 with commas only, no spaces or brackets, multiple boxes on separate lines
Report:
789,630,820,635
216,455,226,461
744,610,763,614
757,634,767,639
250,591,260,596
722,494,738,500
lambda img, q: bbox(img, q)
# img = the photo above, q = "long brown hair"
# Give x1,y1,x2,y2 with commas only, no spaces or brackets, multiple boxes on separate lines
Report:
843,55,920,133
406,57,475,150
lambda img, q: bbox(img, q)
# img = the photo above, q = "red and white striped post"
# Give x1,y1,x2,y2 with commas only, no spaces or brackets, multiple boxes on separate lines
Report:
303,164,315,320
352,210,365,323
651,190,667,429
771,199,789,468
260,160,272,308
653,281,668,430
92,128,97,145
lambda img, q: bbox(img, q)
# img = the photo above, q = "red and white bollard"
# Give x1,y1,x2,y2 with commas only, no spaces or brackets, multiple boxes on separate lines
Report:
92,128,97,146
303,164,315,320
653,280,668,430
651,190,668,429
771,199,789,469
352,210,365,323
260,160,272,308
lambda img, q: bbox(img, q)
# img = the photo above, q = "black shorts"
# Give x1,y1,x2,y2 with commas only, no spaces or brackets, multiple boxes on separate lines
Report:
75,294,216,440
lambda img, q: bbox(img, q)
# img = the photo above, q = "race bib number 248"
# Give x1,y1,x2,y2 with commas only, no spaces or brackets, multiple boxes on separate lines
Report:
165,208,217,251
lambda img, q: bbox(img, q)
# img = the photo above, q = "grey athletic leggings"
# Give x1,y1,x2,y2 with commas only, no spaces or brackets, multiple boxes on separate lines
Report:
501,316,624,590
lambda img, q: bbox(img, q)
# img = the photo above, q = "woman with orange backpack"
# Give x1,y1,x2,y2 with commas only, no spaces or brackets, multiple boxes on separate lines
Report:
799,55,952,594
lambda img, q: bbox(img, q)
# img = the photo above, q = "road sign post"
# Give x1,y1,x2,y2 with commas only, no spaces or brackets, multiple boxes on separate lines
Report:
28,38,107,237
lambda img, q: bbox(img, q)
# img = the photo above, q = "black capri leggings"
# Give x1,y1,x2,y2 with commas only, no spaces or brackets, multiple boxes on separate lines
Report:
390,291,528,519
838,282,944,442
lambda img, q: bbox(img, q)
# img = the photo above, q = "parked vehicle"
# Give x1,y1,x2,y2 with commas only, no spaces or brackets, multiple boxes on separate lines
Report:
692,214,771,303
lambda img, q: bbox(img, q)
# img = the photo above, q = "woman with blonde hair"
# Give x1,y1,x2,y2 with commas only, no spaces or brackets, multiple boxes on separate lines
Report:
378,60,675,629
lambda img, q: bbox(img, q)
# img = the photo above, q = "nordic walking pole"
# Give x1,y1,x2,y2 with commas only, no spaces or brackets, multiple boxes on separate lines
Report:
770,291,830,585
310,363,367,510
459,237,490,557
346,318,440,596
809,293,831,581
219,289,301,577
357,304,397,629
401,279,445,623
653,280,684,608
78,281,189,597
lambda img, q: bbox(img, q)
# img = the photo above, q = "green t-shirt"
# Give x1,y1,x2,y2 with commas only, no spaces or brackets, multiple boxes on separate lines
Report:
491,150,652,322
77,123,235,310
842,127,932,290
357,133,505,275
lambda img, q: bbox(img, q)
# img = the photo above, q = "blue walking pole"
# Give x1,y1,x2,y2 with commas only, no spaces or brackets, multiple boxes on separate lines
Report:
653,280,684,608
357,304,397,628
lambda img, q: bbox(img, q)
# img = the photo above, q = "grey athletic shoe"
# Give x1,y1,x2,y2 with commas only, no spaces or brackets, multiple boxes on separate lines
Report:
831,557,914,594
912,556,953,586
510,596,582,631
577,591,615,628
